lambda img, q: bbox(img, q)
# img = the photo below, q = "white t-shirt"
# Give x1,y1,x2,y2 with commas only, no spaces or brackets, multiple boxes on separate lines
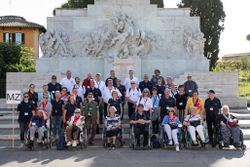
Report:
70,84,86,100
102,86,122,104
137,97,153,111
94,80,106,95
126,87,142,103
123,76,139,90
60,77,76,92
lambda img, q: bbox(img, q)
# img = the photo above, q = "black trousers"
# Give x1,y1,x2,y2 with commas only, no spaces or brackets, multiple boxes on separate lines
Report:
152,120,159,134
128,102,135,119
103,103,108,118
207,114,218,144
19,122,29,142
134,126,149,146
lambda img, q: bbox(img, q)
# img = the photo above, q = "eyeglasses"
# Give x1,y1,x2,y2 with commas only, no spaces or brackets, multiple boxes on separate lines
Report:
43,97,48,99
24,96,29,98
62,90,66,92
131,83,135,84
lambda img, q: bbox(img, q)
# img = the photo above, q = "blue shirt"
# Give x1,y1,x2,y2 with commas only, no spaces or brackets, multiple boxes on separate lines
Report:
151,95,160,121
162,115,181,126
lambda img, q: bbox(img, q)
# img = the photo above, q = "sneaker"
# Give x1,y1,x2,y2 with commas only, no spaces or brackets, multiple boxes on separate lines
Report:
66,141,72,147
107,143,111,148
224,143,229,147
193,140,198,145
72,141,77,147
175,145,180,152
19,142,24,149
111,144,116,150
168,140,173,145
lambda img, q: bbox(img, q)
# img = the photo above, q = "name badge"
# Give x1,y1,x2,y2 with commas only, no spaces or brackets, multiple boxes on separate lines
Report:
188,90,192,93
210,107,214,111
154,105,158,108
159,94,162,97
24,112,29,116
179,102,183,106
166,106,170,110
32,123,36,126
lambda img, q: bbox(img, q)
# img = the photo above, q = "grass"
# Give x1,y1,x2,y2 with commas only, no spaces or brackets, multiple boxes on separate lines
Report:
239,81,250,99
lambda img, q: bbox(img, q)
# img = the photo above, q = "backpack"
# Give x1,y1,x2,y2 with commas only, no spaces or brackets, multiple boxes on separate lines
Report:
150,134,160,149
56,133,66,150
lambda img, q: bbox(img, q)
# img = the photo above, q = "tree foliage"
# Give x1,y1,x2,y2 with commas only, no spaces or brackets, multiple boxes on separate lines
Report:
150,0,164,8
0,43,35,79
247,34,250,42
178,0,226,70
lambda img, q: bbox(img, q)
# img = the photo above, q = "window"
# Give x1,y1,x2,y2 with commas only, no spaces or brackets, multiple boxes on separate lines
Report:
2,32,25,44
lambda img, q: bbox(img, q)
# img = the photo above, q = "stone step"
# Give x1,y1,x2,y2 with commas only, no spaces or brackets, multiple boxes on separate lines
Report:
238,120,250,129
242,129,250,140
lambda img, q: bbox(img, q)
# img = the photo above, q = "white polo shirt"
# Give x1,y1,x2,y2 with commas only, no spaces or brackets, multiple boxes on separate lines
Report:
60,77,76,92
102,86,122,104
94,80,106,95
137,97,153,111
123,76,139,90
126,87,142,103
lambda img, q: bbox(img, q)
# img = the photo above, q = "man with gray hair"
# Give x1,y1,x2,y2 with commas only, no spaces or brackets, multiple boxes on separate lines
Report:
123,69,139,90
60,70,75,94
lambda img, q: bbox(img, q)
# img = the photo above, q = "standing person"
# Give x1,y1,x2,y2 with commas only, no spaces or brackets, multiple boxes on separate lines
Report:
139,74,153,94
170,83,178,98
155,78,165,98
82,73,93,89
38,85,52,102
117,79,126,119
136,88,153,119
151,87,160,134
38,94,52,120
184,74,198,97
102,79,121,118
175,85,188,123
83,92,100,145
51,91,64,139
185,90,204,117
63,95,77,127
107,91,123,118
165,77,174,89
17,93,35,148
60,87,69,104
72,88,83,109
151,69,165,86
123,70,139,90
48,75,62,100
105,70,118,87
158,88,176,122
60,70,76,94
204,90,222,147
94,73,106,95
28,84,38,108
126,80,142,119
71,77,86,100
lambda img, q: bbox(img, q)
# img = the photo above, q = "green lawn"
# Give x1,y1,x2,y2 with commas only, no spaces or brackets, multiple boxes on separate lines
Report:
239,81,250,99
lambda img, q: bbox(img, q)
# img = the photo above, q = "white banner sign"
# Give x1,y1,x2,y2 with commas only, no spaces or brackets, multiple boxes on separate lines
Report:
6,90,22,104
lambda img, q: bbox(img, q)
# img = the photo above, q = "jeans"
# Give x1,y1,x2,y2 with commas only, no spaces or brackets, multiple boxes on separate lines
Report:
52,116,62,138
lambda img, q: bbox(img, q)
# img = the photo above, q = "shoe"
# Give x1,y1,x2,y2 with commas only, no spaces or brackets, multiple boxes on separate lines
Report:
233,143,240,148
37,142,43,147
88,141,94,145
19,142,24,149
224,143,229,147
72,141,77,147
66,141,72,147
176,145,180,152
193,140,198,146
111,144,116,150
168,140,173,145
107,143,111,148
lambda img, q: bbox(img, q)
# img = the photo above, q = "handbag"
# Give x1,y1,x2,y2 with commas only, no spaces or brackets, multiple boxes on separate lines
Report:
190,120,201,127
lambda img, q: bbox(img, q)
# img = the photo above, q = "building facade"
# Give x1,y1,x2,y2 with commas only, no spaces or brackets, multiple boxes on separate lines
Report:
0,15,46,59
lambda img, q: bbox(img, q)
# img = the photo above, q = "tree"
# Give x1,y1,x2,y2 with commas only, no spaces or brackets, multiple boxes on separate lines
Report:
247,34,250,42
60,0,164,8
178,0,226,70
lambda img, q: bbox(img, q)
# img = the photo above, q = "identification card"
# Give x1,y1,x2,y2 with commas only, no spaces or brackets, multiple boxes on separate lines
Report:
210,107,214,111
188,90,192,93
179,102,183,106
24,112,29,116
166,106,170,110
32,123,36,126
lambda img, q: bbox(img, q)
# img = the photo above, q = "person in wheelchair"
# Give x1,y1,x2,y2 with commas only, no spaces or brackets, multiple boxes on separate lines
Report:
129,104,151,148
217,105,241,148
66,108,85,147
29,110,48,147
183,107,206,145
105,106,121,149
162,108,182,151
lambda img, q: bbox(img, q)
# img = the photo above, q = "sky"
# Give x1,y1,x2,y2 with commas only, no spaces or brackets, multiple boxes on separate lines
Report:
0,0,250,57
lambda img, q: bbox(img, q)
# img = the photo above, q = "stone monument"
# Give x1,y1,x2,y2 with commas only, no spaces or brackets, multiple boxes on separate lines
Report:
37,0,209,80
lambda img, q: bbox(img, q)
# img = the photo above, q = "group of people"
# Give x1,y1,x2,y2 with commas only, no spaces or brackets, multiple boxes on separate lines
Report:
17,69,242,150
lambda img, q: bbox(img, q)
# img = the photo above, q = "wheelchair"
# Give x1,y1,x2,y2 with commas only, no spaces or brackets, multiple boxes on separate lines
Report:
129,124,152,150
159,125,184,149
102,126,124,148
215,125,246,150
25,124,51,150
182,124,208,149
65,126,88,149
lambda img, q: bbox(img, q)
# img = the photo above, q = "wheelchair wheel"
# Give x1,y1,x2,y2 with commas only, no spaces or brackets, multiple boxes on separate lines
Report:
241,144,246,151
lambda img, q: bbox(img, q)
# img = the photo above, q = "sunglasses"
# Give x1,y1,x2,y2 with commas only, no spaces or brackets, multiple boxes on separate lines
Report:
43,97,48,99
24,96,29,98
131,83,135,84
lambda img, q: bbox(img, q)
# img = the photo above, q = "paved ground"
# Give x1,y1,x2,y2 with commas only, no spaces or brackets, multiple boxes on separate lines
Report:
0,144,249,167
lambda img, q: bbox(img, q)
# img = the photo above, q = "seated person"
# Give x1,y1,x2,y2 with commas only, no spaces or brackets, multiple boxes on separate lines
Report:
29,110,47,147
66,108,85,147
183,107,205,145
105,106,121,149
162,108,181,151
129,104,151,148
217,105,241,148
